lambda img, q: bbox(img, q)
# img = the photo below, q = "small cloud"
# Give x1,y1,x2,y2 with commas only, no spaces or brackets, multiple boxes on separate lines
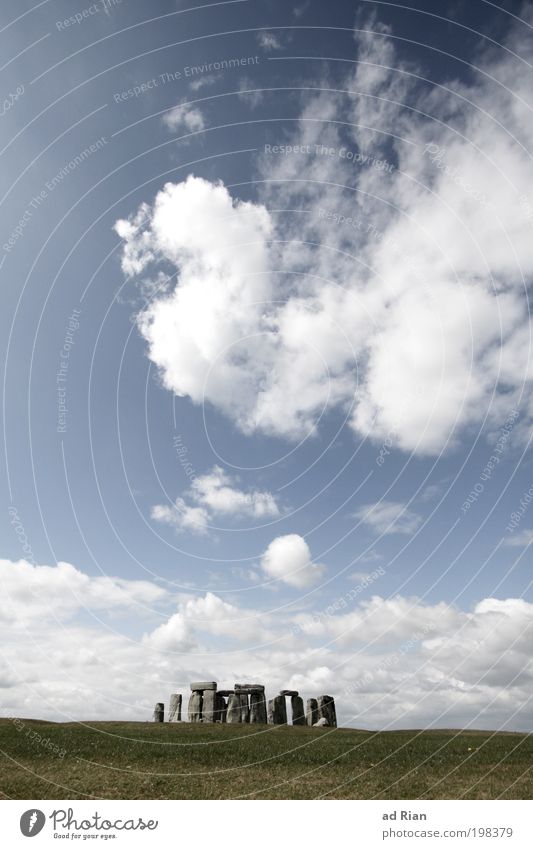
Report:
231,566,262,583
293,2,309,18
189,75,218,91
151,499,209,535
505,529,533,547
348,569,383,582
353,548,382,564
420,483,442,502
238,77,263,109
190,466,280,519
258,31,282,51
162,101,205,133
151,466,280,536
354,501,422,536
260,534,326,588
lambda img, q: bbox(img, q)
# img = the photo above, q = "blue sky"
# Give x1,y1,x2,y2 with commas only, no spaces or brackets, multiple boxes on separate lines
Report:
2,0,533,730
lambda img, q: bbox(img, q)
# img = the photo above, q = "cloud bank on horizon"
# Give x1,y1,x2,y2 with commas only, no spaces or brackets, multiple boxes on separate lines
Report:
2,555,533,729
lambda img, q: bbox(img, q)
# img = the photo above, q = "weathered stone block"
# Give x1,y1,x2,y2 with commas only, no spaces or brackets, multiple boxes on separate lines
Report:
313,717,329,727
306,698,318,726
214,693,227,723
202,689,217,722
280,689,298,697
190,681,217,691
153,703,164,722
235,683,265,691
217,690,234,697
317,695,337,727
291,695,306,725
226,694,242,723
169,693,182,722
240,693,250,723
271,694,287,724
233,687,265,696
267,698,275,724
188,691,202,722
250,691,268,724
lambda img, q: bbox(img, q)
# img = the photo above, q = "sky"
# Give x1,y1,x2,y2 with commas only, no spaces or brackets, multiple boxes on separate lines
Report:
2,0,533,731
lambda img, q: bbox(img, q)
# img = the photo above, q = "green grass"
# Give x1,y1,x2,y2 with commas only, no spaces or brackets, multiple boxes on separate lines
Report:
0,719,532,799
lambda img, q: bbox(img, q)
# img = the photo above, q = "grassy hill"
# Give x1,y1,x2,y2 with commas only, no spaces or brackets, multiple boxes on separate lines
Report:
0,719,531,799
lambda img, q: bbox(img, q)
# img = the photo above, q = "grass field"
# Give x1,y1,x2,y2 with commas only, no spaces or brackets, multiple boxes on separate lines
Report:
0,719,532,799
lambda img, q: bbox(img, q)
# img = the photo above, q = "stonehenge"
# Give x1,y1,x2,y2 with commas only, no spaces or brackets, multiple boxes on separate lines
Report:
306,698,318,726
291,695,306,726
239,694,250,723
226,694,242,723
169,693,182,722
154,683,336,728
202,689,217,723
250,690,268,724
269,694,287,725
317,695,337,727
188,691,202,722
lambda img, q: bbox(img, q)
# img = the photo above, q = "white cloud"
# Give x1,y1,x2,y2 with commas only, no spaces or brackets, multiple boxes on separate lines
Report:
238,77,263,108
257,31,282,51
293,2,309,18
115,16,533,458
354,501,422,536
189,75,217,91
4,557,533,729
162,101,205,132
151,465,280,534
151,498,210,535
190,466,279,518
351,549,383,567
145,592,273,651
0,558,167,625
260,534,326,588
504,529,533,547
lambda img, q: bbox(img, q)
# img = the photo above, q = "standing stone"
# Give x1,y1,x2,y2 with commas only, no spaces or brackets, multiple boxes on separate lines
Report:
153,703,164,723
267,698,275,724
226,694,242,723
306,698,318,727
250,691,268,724
271,694,287,725
240,693,250,723
188,691,202,722
202,689,217,722
213,693,226,723
291,695,306,726
317,695,337,727
169,694,182,722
